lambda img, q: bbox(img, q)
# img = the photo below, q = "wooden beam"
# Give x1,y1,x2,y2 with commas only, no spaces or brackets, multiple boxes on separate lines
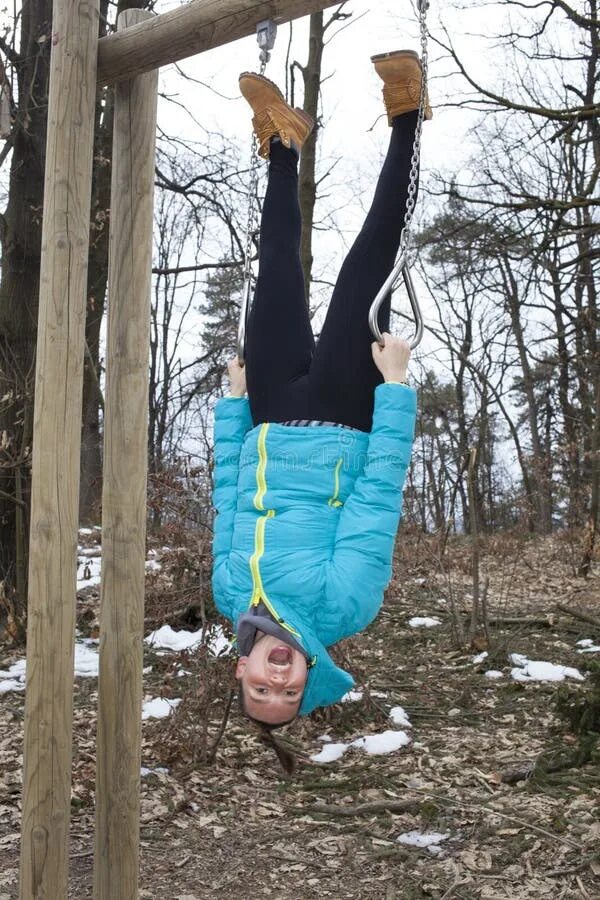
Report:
97,0,341,85
19,0,99,896
93,10,158,899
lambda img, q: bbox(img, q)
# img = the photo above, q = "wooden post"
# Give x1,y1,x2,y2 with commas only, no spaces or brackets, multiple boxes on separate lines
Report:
93,9,158,899
97,0,341,84
19,0,99,895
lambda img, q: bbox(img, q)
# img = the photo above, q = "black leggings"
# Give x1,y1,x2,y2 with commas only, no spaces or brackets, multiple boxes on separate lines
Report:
246,109,418,433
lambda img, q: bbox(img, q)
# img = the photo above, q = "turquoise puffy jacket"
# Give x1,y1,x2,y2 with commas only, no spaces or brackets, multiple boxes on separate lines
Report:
212,382,417,715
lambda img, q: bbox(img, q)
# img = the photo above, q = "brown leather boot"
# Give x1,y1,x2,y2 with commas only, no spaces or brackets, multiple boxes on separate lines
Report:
371,50,432,125
239,72,314,159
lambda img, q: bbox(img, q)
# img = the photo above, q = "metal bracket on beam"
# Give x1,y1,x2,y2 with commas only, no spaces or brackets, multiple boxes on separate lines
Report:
256,19,277,63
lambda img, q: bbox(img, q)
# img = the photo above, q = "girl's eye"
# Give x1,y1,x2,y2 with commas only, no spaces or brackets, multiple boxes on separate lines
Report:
256,687,267,694
285,690,297,697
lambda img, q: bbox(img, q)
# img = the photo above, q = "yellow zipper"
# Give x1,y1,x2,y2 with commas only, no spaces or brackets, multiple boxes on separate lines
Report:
328,457,344,508
249,509,274,600
248,424,300,638
249,511,300,638
253,422,270,511
254,590,301,639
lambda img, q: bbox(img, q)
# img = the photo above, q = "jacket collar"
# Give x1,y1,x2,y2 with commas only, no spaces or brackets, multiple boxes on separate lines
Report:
263,602,355,716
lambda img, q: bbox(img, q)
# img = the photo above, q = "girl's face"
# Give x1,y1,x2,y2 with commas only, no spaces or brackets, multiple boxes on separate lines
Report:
236,632,308,725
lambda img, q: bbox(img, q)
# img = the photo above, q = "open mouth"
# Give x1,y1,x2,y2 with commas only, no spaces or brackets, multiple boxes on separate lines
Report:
268,646,293,666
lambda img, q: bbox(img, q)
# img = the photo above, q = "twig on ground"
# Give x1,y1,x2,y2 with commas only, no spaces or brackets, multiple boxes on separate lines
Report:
556,603,600,630
576,874,591,898
487,616,558,627
297,798,421,817
207,688,235,764
272,852,327,870
392,783,583,850
546,858,596,878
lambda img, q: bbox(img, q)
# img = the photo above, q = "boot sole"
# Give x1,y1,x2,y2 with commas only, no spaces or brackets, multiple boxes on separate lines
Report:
239,71,286,104
239,72,315,149
239,73,315,126
370,49,420,64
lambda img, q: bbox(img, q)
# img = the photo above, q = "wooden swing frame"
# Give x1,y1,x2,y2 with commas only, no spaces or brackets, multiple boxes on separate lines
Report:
18,2,340,898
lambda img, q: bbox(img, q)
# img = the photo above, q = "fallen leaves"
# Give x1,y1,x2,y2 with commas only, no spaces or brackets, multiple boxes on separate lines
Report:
1,531,599,897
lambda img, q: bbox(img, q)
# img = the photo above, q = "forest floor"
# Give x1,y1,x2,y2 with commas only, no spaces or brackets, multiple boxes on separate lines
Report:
1,529,600,899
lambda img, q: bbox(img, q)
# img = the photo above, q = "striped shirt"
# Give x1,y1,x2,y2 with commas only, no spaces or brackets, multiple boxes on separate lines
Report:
280,419,359,431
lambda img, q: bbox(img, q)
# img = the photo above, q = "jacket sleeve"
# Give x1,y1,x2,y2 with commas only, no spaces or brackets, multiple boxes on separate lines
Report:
211,396,253,620
323,383,417,642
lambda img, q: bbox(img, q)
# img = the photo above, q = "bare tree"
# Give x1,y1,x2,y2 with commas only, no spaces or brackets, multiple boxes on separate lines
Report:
423,0,598,562
290,3,352,303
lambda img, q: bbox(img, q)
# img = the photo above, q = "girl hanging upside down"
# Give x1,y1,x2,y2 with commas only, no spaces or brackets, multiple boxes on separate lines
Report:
212,51,431,727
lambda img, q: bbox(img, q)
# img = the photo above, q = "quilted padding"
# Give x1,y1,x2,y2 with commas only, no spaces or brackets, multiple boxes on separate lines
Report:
212,383,417,714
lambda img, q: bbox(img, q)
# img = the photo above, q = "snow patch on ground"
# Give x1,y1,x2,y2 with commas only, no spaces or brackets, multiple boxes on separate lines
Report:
409,616,441,628
397,831,450,855
389,706,411,728
310,742,349,763
484,670,504,679
146,625,203,652
342,690,363,703
141,766,169,776
0,678,25,694
75,537,169,589
141,697,181,720
145,624,231,657
0,658,26,687
203,626,232,656
510,653,584,682
472,651,488,664
311,727,412,763
351,730,411,755
577,639,600,654
78,547,101,558
77,554,102,590
73,642,101,677
0,641,99,693
341,688,388,703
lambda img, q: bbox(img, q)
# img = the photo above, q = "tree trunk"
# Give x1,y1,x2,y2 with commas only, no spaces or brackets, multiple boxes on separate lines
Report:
80,0,147,523
502,255,552,532
80,68,113,524
297,10,324,304
453,330,472,531
0,0,52,633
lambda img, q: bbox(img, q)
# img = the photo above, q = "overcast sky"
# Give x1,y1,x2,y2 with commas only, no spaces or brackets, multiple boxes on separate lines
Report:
138,0,575,392
148,1,515,373
154,0,500,174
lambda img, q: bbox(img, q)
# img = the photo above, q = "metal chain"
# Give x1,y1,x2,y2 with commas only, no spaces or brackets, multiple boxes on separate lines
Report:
368,1,429,347
396,0,429,277
238,22,276,363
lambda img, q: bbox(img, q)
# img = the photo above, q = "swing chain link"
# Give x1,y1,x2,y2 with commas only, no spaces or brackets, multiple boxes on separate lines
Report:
238,21,277,364
368,1,429,349
400,0,428,258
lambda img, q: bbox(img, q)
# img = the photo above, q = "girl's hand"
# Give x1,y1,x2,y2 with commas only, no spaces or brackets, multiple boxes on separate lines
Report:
371,333,411,383
227,358,247,397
